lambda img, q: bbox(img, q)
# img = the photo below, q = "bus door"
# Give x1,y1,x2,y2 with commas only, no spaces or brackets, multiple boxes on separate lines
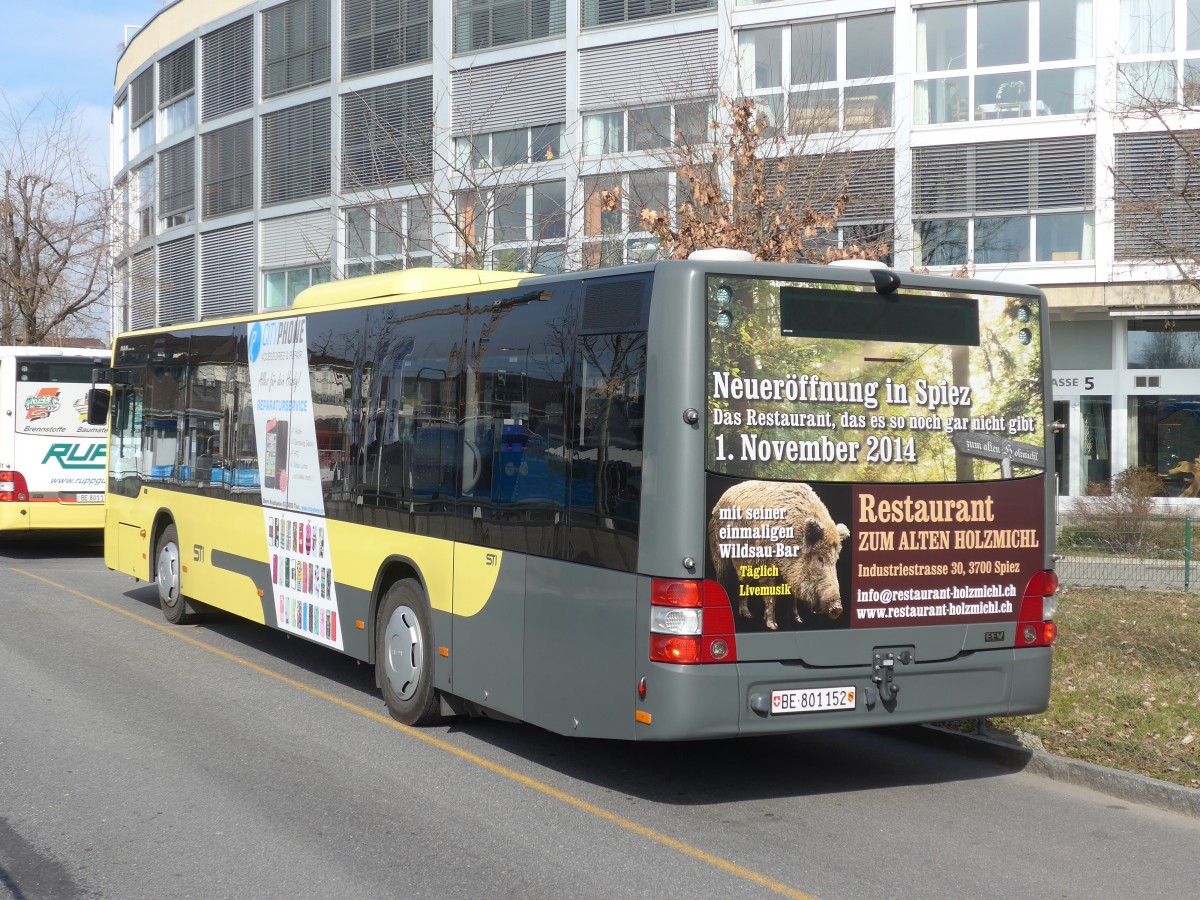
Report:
452,285,577,719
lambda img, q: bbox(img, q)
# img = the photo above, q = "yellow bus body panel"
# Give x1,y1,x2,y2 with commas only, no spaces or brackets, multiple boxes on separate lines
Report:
0,500,104,534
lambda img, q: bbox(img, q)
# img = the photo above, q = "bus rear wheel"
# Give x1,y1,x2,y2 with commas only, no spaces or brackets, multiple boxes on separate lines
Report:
376,580,441,726
156,524,198,625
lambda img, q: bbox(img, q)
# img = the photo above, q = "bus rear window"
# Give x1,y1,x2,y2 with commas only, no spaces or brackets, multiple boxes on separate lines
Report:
18,360,101,383
779,286,980,347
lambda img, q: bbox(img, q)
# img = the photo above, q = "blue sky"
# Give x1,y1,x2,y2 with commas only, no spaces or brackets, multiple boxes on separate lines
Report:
0,1,161,172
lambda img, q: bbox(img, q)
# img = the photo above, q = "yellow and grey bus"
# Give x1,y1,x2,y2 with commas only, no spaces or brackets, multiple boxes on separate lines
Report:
0,346,107,538
93,258,1057,738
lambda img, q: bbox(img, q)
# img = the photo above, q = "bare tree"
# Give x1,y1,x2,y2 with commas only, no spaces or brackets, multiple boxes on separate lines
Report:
628,95,890,263
0,93,112,344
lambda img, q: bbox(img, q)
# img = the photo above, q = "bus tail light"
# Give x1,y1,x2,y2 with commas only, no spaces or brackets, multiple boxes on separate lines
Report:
0,471,29,502
649,578,737,664
1015,569,1059,648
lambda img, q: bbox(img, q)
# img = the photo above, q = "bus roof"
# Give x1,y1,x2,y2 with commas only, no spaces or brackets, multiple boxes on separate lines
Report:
293,267,536,310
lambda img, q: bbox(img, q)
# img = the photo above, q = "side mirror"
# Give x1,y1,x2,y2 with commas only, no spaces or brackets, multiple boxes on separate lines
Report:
86,388,110,426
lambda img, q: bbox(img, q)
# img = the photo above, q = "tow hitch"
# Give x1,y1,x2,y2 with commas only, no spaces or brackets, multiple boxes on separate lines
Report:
866,648,913,708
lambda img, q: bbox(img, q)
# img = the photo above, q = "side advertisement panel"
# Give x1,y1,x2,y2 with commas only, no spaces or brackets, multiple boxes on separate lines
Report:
703,275,1047,634
705,475,1046,634
247,317,344,650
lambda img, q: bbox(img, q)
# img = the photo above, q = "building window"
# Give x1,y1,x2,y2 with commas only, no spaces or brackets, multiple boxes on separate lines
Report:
130,67,155,157
343,0,431,76
115,95,129,169
342,77,433,190
581,102,713,156
582,0,715,28
913,137,1095,267
1134,395,1200,495
583,112,623,156
262,99,332,205
1080,396,1112,493
1042,0,1093,61
453,0,565,54
1114,130,1200,262
263,0,331,98
453,122,564,170
345,199,432,276
914,1,1095,124
202,17,253,121
1128,318,1200,369
582,171,670,268
159,139,196,228
132,160,155,242
1120,0,1173,55
453,182,566,272
743,14,895,134
202,121,254,218
159,43,195,138
264,265,330,309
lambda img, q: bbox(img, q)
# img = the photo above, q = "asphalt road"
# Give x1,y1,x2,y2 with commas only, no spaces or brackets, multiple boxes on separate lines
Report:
2,538,1198,900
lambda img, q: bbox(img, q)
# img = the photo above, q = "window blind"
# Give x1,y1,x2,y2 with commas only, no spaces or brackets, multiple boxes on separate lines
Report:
160,139,196,218
264,0,332,98
343,0,432,76
342,77,433,189
262,99,331,204
203,121,254,218
159,42,195,107
913,136,1094,217
201,224,256,318
201,17,253,120
159,237,197,325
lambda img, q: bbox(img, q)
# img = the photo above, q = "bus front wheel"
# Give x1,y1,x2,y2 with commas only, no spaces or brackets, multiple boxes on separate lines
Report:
376,580,441,726
156,524,198,625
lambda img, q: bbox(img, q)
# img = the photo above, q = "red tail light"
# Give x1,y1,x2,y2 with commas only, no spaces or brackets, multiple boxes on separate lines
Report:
1015,569,1059,648
649,578,737,664
0,471,29,502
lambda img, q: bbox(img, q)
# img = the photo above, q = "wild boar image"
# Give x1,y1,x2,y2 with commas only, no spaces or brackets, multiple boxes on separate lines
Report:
708,481,850,630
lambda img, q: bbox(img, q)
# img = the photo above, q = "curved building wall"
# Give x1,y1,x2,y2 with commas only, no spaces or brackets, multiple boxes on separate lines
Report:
110,0,722,332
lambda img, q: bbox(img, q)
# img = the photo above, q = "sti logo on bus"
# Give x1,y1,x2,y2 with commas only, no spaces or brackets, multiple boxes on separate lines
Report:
42,443,107,469
249,319,306,362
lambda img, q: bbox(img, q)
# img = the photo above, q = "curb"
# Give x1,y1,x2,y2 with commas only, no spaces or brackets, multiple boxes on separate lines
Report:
896,724,1200,820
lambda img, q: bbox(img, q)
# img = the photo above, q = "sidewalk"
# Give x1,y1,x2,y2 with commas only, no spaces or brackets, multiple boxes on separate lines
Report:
899,724,1200,819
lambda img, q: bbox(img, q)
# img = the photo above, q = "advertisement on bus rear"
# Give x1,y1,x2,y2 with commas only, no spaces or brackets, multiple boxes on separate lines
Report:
15,382,107,494
703,275,1046,633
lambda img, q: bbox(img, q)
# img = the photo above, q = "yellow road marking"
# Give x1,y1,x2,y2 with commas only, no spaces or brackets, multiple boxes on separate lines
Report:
14,568,817,900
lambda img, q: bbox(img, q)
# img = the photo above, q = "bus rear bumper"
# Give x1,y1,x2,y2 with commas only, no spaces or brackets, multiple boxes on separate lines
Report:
0,501,105,534
634,648,1052,740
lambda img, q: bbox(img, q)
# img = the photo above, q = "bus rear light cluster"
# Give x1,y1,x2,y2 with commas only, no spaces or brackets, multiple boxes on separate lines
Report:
0,471,29,502
649,578,737,664
1015,569,1059,648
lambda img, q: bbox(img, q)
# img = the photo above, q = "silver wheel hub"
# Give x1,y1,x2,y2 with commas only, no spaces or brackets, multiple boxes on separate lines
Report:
383,605,423,701
157,542,180,609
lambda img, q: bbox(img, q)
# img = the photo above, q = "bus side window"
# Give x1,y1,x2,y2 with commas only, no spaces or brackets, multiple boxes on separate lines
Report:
567,331,646,569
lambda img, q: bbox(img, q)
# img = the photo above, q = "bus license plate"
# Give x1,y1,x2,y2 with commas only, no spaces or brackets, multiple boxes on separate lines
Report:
75,493,104,503
771,686,856,715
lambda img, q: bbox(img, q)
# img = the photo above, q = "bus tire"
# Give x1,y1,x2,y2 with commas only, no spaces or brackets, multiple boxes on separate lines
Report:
376,579,441,726
155,524,197,625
